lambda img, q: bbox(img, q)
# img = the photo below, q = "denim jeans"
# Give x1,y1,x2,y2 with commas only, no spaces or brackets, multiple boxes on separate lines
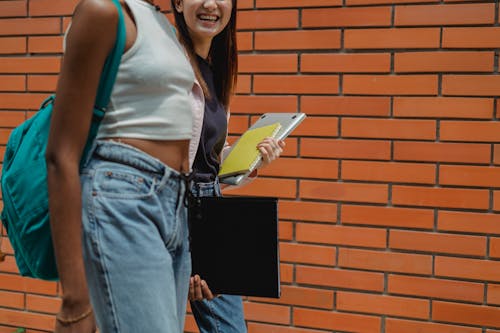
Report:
80,140,191,333
189,180,247,333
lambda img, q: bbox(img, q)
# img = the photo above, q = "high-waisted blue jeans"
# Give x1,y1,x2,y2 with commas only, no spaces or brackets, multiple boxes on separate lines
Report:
189,180,247,333
80,140,191,333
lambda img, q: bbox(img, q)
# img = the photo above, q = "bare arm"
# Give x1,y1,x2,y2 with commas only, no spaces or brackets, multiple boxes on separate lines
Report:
45,0,118,330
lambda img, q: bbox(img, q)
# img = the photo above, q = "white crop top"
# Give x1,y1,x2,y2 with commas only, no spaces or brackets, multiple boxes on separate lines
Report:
96,0,195,140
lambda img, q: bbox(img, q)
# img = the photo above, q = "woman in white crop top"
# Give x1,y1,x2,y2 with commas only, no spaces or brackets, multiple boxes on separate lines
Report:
45,0,199,332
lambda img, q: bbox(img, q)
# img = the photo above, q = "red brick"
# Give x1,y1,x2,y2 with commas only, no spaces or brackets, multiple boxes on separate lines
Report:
235,74,250,94
0,37,25,54
26,295,60,314
29,0,78,16
0,0,26,17
447,74,500,96
386,318,481,333
249,285,334,309
238,54,297,73
0,75,25,92
280,263,293,284
0,111,25,127
392,185,489,210
0,308,54,331
342,205,434,229
223,178,296,199
433,301,500,327
344,75,438,95
255,30,340,50
345,28,440,49
292,116,338,137
237,10,298,30
337,291,429,319
339,248,433,274
302,138,391,160
243,302,290,325
27,75,58,92
248,322,324,333
296,265,384,292
395,3,494,26
491,237,500,259
342,161,435,184
293,308,380,333
300,180,388,204
230,96,297,114
260,158,338,180
495,191,500,212
279,200,337,223
393,97,494,119
302,53,390,73
348,0,436,3
280,242,335,266
256,0,342,7
443,27,500,48
0,57,60,74
238,0,253,8
0,273,57,295
254,75,339,94
435,256,500,282
394,141,490,164
440,165,500,187
28,36,63,54
395,51,494,72
389,274,484,303
0,18,60,36
440,120,500,142
496,144,500,165
296,223,386,248
0,255,22,274
488,283,500,305
302,7,391,27
342,118,436,140
438,211,500,235
0,290,23,309
279,221,293,241
390,230,486,256
302,96,390,116
237,31,252,51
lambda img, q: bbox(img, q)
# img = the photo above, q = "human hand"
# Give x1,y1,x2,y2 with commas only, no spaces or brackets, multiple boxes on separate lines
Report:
188,274,216,301
257,138,285,168
55,301,96,333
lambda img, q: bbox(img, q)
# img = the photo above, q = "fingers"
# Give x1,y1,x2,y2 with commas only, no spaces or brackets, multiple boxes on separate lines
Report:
257,138,285,166
188,275,215,301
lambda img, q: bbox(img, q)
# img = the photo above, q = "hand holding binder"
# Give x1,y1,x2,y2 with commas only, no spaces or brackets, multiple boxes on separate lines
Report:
218,123,281,178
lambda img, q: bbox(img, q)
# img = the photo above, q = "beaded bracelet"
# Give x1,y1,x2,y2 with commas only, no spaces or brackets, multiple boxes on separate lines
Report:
56,307,93,325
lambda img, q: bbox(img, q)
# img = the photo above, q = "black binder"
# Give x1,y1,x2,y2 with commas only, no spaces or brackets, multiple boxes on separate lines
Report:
188,196,280,298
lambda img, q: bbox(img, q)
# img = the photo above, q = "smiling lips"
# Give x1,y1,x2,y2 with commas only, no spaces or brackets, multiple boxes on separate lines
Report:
198,14,219,22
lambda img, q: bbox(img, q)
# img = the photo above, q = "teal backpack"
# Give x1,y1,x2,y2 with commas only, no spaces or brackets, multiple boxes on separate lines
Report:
0,0,126,280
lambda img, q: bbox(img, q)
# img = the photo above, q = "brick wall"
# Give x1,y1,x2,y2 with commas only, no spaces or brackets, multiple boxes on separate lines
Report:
0,0,499,332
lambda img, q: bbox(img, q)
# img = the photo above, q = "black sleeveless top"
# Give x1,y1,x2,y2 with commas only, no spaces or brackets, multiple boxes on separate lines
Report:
192,55,228,183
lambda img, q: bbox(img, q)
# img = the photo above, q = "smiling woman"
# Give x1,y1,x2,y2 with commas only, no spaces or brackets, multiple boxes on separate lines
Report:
171,1,285,333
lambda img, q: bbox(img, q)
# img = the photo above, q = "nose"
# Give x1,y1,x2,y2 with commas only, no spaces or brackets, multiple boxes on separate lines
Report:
203,0,217,10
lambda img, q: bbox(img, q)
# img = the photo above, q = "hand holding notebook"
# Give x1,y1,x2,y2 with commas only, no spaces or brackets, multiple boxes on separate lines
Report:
218,122,281,178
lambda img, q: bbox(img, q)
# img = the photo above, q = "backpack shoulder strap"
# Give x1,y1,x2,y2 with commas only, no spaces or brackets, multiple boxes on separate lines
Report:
94,0,126,112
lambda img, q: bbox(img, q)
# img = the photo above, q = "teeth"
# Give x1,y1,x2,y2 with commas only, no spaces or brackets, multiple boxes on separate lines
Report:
199,14,218,21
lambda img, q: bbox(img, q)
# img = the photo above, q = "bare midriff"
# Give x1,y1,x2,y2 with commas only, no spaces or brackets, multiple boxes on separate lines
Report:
108,138,190,173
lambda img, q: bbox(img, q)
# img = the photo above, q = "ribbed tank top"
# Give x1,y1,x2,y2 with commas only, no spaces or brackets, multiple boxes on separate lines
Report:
97,0,195,140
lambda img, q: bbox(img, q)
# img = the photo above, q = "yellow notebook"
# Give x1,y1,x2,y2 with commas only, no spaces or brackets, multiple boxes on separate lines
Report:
218,123,281,178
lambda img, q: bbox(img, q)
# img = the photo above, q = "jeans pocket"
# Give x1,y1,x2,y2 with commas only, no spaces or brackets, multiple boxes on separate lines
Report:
93,165,157,200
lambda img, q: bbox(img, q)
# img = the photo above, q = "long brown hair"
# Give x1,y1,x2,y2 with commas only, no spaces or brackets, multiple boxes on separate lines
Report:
171,0,238,109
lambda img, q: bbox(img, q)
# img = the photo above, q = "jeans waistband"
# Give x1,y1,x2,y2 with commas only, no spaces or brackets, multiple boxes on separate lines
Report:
190,178,222,197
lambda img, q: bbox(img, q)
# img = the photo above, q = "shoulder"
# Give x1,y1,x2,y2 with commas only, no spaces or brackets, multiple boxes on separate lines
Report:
66,0,120,53
73,0,119,27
